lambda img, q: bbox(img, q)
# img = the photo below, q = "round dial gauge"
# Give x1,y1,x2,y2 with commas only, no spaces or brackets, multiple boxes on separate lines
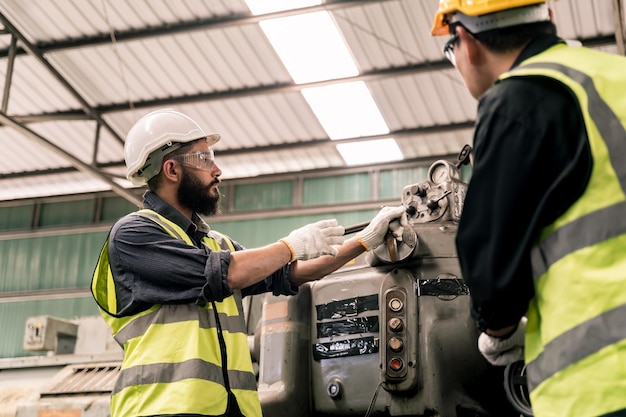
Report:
428,161,451,184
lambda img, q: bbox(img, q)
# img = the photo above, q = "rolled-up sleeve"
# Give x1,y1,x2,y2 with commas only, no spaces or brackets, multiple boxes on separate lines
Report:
198,248,233,304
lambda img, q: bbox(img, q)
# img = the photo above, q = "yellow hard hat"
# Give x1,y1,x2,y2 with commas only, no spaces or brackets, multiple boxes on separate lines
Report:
431,0,549,36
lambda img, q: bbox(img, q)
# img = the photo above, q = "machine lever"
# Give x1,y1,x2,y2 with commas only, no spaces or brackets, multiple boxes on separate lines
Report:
343,221,370,235
386,232,398,262
456,144,473,168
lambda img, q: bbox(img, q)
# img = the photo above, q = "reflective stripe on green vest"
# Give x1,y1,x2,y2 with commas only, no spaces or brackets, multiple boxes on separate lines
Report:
499,44,626,417
91,209,262,417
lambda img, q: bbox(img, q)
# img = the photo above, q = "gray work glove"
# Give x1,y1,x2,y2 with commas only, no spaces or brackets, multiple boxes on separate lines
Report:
279,219,345,262
356,205,408,251
478,317,527,366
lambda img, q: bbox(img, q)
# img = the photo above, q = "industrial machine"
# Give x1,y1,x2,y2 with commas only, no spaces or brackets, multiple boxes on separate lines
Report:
253,146,526,417
2,147,531,417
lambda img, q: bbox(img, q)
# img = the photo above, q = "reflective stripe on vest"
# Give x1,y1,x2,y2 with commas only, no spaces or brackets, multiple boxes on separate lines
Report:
91,209,262,417
499,44,626,417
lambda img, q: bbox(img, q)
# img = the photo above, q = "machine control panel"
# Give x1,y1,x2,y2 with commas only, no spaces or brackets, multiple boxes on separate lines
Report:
383,287,409,381
402,159,467,224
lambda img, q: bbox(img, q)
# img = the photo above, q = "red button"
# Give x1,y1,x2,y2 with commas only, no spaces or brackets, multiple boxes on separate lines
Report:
389,357,404,371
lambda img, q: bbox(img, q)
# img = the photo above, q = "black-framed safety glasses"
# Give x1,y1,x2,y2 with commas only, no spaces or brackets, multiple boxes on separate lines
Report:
442,20,462,66
443,33,460,66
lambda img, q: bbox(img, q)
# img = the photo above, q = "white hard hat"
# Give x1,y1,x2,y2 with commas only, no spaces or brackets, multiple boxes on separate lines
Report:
124,108,220,185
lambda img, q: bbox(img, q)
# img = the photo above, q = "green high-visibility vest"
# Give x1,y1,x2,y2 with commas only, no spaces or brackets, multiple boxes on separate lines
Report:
499,44,626,417
92,209,262,417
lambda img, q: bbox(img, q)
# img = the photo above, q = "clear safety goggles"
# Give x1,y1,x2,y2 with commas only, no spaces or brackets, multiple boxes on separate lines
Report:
171,150,215,171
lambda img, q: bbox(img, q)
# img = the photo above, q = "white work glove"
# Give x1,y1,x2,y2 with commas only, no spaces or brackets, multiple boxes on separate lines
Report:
478,317,527,366
356,205,408,251
279,219,345,262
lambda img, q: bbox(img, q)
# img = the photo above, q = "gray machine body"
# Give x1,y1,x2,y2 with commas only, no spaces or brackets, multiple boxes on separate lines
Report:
255,158,518,416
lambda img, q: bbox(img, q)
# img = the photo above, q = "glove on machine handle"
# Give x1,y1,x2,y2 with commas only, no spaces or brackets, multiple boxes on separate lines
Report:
344,206,414,262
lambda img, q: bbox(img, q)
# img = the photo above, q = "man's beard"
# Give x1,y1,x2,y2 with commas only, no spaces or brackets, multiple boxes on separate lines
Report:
177,168,221,216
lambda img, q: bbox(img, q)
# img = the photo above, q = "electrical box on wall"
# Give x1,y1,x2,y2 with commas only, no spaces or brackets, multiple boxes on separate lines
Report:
23,315,78,354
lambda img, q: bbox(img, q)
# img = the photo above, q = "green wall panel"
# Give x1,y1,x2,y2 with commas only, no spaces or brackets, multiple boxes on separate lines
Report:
38,199,95,227
233,181,293,211
0,231,108,292
0,205,34,231
379,166,429,200
302,173,370,205
101,196,139,222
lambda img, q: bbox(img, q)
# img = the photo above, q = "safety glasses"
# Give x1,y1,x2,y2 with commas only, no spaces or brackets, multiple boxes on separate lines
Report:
443,33,459,66
171,150,215,171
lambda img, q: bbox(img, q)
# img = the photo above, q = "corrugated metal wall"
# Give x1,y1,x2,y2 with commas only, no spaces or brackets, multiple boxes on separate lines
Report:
0,232,107,292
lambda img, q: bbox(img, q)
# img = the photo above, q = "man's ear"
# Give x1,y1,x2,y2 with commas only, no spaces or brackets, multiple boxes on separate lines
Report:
457,25,484,66
162,160,180,182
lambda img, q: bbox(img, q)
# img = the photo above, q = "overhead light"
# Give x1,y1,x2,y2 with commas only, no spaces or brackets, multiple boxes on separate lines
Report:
258,11,358,84
302,82,389,140
336,139,404,166
245,0,405,167
244,0,320,15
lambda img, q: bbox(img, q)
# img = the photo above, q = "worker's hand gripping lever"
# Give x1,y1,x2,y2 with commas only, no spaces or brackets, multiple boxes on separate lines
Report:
344,206,417,263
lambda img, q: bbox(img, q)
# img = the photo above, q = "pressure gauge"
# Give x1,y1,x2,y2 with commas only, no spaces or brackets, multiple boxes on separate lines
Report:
428,161,450,184
427,160,459,185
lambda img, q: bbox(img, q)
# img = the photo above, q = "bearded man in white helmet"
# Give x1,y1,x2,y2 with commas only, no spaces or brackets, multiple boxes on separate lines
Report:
431,1,626,416
91,108,407,417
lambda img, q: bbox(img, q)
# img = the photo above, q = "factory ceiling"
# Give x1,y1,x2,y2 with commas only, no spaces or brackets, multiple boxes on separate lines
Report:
0,0,621,205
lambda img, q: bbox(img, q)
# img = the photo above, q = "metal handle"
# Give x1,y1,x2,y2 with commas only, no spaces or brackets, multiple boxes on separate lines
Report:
343,221,371,235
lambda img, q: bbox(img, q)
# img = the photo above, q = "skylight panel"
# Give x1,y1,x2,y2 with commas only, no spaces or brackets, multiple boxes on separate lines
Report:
245,0,321,15
336,139,404,166
245,0,405,166
259,11,358,84
301,82,389,140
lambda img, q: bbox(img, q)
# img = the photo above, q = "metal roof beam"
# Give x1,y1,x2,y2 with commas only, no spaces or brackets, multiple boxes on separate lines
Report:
15,61,451,123
10,32,616,124
0,12,125,145
0,111,141,206
0,121,474,180
0,0,389,58
613,0,626,55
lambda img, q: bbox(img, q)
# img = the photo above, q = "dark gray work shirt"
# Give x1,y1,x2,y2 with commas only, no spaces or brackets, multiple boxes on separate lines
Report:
455,34,593,332
107,191,297,317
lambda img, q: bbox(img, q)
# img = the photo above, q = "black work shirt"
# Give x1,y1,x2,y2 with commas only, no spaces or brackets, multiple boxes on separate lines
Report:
107,191,297,317
456,34,593,332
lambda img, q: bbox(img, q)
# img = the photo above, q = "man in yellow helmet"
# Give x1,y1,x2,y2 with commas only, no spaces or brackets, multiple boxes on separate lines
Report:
431,1,626,416
92,108,408,417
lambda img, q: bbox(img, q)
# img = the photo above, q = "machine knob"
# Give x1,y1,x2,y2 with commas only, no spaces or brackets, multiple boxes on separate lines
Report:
327,379,342,399
389,337,404,352
426,199,440,210
411,185,427,197
388,317,403,332
389,297,404,312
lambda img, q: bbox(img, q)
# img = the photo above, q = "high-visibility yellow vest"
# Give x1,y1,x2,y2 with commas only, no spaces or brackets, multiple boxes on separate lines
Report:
92,209,262,417
499,44,626,417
